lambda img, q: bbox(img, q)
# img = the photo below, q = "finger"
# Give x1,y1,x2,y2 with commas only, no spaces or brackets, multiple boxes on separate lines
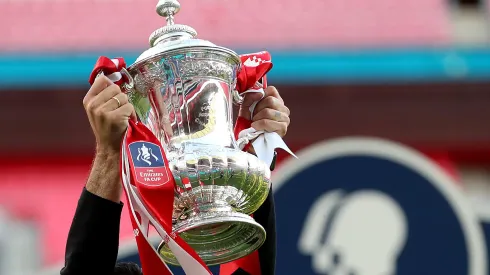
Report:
253,96,289,117
242,92,264,108
110,103,135,124
238,92,264,119
264,86,283,104
252,108,290,124
111,102,134,116
251,119,288,137
87,84,122,111
83,75,114,106
99,93,129,112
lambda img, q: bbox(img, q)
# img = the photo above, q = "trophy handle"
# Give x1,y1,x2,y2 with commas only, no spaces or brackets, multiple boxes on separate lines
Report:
232,89,244,106
120,68,135,92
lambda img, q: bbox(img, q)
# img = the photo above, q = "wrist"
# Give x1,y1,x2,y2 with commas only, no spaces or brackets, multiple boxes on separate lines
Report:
95,146,120,159
87,149,122,203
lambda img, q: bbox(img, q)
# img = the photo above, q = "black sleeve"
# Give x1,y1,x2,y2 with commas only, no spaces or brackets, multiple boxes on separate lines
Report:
60,188,123,275
253,187,276,275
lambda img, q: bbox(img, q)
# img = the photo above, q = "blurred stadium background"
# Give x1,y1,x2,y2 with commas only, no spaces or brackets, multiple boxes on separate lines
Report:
1,0,490,274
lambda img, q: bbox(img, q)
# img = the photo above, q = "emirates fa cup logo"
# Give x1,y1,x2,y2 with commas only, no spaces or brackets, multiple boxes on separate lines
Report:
137,144,159,166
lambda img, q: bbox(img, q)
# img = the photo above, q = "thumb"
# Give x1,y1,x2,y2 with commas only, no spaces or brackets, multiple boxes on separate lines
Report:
238,92,263,119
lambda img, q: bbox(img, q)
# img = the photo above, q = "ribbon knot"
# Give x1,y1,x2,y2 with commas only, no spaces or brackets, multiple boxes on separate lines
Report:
88,57,128,86
236,51,273,93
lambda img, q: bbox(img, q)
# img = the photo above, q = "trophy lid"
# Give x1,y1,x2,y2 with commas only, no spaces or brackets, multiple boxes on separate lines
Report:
132,0,239,65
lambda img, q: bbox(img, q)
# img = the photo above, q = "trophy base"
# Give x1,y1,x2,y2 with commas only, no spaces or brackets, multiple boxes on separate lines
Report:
157,208,266,266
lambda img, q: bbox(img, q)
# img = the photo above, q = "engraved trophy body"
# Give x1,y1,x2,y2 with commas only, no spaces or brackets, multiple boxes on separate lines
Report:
122,0,271,265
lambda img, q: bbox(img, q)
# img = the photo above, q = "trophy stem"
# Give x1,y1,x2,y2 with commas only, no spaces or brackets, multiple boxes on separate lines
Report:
166,14,175,25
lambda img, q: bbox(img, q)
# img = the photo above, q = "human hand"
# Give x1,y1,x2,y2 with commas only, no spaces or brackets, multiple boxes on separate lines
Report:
238,86,290,137
83,75,136,155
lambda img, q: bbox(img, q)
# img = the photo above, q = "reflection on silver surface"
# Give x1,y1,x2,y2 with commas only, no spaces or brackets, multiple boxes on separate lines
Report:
123,1,272,264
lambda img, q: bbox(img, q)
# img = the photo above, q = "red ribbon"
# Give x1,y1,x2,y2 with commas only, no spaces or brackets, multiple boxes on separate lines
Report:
236,51,273,93
120,129,172,275
233,51,273,155
123,120,211,275
88,57,128,86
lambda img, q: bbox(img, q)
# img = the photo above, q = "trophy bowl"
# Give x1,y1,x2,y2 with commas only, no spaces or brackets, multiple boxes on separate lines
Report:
122,0,271,266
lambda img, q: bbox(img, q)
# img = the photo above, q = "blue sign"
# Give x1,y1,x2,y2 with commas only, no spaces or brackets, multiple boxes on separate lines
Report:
272,137,487,275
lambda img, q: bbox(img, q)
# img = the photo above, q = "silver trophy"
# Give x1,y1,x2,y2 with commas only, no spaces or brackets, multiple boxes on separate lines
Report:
120,0,271,266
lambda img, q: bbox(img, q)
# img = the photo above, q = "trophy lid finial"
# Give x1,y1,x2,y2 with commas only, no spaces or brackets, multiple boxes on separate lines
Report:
134,0,238,64
156,0,180,25
149,0,197,47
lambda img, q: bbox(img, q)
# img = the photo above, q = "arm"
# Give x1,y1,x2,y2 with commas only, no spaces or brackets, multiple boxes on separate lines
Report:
61,75,135,275
60,152,123,275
